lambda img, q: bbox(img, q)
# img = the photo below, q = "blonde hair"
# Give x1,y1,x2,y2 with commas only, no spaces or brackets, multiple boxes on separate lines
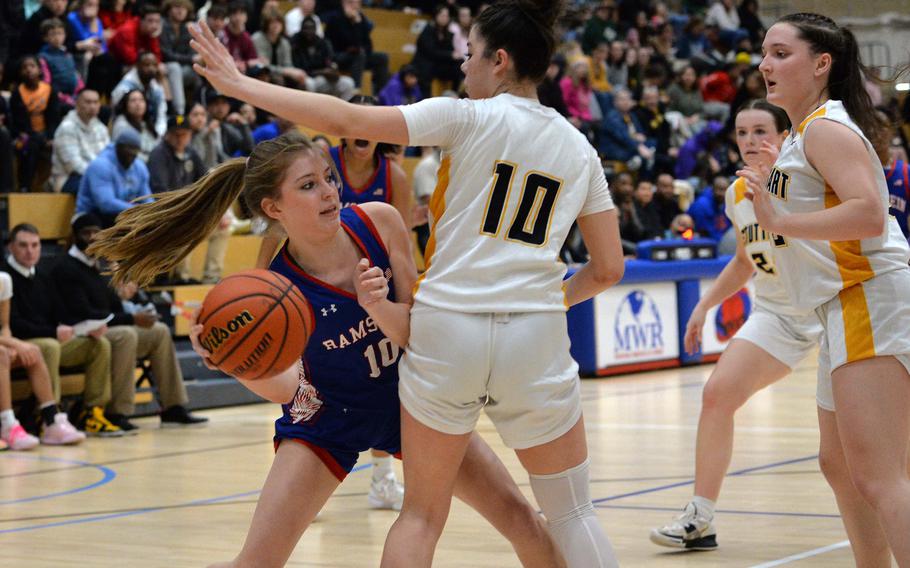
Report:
88,131,328,286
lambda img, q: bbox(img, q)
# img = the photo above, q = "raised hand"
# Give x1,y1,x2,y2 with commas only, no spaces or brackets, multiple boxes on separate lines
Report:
189,21,245,99
353,258,389,307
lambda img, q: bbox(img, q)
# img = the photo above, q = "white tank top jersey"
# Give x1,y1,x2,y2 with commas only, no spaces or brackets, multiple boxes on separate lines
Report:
767,99,910,314
725,177,803,315
398,94,614,313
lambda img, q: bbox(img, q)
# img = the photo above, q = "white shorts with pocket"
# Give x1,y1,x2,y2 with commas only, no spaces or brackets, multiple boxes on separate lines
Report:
815,268,910,411
733,307,822,369
398,303,582,450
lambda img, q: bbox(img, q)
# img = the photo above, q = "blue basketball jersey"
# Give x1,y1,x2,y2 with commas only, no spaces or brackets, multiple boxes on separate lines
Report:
886,159,909,240
269,205,401,453
330,145,393,207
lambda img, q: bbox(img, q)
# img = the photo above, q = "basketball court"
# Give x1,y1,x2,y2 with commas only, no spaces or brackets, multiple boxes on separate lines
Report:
1,350,855,567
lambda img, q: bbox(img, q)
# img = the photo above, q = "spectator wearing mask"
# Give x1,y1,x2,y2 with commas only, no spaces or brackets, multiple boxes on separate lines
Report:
322,0,389,93
53,213,208,431
3,223,116,438
291,16,356,100
10,55,61,192
76,130,151,228
112,51,168,138
687,175,731,242
50,89,109,194
38,18,84,108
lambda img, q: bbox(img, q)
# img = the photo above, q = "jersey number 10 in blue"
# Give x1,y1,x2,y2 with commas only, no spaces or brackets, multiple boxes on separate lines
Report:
480,161,563,246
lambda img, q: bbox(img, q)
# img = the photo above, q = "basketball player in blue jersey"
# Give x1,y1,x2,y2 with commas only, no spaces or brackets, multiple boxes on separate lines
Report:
885,156,909,241
88,132,565,568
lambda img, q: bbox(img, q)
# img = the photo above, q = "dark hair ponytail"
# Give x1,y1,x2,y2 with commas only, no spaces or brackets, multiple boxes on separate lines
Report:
778,13,890,162
474,0,565,83
88,132,328,286
739,99,791,134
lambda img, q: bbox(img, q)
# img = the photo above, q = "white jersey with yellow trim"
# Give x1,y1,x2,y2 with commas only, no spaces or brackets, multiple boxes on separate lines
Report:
398,94,614,313
725,177,801,315
766,99,909,314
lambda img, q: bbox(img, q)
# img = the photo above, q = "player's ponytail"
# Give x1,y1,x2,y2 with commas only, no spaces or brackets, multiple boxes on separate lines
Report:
474,0,565,83
89,131,328,286
779,13,890,163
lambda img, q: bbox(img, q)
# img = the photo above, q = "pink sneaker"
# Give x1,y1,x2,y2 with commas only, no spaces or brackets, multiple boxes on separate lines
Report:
2,423,39,451
40,413,86,446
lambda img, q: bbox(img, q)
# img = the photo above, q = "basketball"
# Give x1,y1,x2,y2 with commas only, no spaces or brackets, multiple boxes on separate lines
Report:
197,269,314,381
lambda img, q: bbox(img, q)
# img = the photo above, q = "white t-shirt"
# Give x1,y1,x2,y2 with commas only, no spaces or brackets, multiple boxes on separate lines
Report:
398,94,614,312
0,271,12,302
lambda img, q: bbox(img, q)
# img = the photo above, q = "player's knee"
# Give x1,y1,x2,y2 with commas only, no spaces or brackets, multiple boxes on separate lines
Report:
848,467,901,510
817,448,849,488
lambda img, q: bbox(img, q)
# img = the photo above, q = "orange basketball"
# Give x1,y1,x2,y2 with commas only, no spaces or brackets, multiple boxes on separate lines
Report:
197,269,314,381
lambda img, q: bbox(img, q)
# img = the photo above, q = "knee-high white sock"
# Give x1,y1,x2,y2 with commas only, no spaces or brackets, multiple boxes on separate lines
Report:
529,459,618,568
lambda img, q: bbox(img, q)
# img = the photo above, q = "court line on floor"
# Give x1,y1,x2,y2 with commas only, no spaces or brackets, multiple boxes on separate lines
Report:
596,503,840,520
580,380,705,402
747,540,850,567
0,440,267,479
0,463,369,534
0,455,116,506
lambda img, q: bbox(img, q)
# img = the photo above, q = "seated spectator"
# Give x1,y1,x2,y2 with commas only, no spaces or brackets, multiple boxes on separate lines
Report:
149,115,230,283
3,224,113,438
23,0,73,58
0,269,86,449
50,89,109,193
111,88,161,161
202,87,254,157
674,120,723,180
112,51,168,138
606,40,628,89
99,0,133,36
67,0,108,67
411,5,462,97
378,64,422,107
160,0,200,115
76,130,151,228
252,8,308,88
538,54,569,117
284,0,322,38
705,0,748,47
599,88,653,171
322,0,389,93
291,16,356,100
187,101,226,169
53,213,208,431
587,41,612,94
633,179,662,240
667,213,697,239
449,4,472,60
611,174,645,251
223,2,262,73
737,0,765,46
582,1,619,54
39,18,84,108
687,175,732,242
252,114,295,144
634,86,674,175
10,55,61,193
675,16,709,62
560,58,596,140
654,173,682,230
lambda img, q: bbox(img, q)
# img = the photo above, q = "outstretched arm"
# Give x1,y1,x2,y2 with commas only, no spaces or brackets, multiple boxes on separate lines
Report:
190,22,409,144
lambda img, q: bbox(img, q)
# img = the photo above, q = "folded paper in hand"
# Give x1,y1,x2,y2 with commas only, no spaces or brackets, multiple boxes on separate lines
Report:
73,315,114,336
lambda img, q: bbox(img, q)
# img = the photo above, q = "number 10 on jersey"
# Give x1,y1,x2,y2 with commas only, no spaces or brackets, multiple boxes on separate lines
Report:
480,161,563,246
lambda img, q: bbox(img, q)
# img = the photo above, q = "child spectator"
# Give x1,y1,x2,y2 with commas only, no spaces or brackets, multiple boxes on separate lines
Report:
23,0,71,59
378,64,422,106
39,18,84,108
10,55,61,192
561,58,596,140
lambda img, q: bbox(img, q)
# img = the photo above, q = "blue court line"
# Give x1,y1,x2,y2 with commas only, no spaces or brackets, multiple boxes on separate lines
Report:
0,454,117,506
596,503,841,520
0,462,370,534
592,454,818,504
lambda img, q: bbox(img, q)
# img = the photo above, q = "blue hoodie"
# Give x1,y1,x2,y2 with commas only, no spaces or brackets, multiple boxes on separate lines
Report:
76,145,151,216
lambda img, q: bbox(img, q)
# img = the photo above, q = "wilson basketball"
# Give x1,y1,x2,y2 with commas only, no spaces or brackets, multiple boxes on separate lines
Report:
197,269,314,381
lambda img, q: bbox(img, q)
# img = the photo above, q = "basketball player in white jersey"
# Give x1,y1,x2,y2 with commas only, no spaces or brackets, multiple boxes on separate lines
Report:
188,1,625,566
650,100,824,551
739,13,910,566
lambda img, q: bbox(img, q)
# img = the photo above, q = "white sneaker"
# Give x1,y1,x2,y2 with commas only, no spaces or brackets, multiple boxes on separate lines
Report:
368,473,404,511
41,413,86,445
2,423,40,451
650,502,718,550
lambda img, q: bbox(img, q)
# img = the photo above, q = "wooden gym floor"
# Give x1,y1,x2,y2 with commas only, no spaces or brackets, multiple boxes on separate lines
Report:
1,352,863,567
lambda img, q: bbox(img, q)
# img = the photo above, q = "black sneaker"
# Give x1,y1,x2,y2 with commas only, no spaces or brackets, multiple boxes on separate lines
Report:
160,405,209,428
106,413,140,435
